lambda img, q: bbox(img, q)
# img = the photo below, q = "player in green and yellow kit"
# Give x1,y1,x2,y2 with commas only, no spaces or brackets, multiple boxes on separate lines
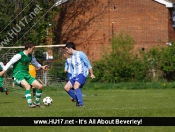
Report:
0,62,8,95
0,42,49,108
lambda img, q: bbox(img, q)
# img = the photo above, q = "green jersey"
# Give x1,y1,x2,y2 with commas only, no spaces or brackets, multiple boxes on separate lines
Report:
3,51,41,86
0,62,4,87
13,51,32,76
0,62,3,72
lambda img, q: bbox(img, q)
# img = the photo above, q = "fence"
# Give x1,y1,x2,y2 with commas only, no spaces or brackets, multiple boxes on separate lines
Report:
4,68,65,89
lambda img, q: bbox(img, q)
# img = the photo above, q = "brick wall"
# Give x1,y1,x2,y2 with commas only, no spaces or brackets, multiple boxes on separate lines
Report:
54,0,172,61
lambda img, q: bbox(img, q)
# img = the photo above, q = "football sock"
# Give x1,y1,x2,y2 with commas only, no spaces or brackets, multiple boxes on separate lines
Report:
25,90,32,105
67,89,76,100
35,89,42,104
75,88,84,106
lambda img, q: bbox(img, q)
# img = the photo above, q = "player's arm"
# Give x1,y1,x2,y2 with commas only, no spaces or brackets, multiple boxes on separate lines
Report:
0,62,5,76
31,55,49,71
64,59,68,73
89,68,95,78
80,52,95,79
0,62,5,70
0,54,21,76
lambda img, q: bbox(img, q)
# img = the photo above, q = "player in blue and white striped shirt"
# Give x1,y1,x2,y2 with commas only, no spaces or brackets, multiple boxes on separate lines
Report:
64,56,78,102
64,42,95,107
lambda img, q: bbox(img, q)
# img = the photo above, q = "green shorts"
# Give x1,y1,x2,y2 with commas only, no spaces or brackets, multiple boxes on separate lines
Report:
13,72,35,86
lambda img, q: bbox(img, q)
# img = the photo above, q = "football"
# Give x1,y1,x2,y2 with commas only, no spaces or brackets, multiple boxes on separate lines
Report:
43,96,53,106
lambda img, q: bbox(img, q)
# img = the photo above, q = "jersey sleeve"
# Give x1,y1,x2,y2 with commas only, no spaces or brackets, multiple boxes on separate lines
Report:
0,62,5,70
3,54,21,71
64,59,68,71
31,55,41,69
79,52,92,69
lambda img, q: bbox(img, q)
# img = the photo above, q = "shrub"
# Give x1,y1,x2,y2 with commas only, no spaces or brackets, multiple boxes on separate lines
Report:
92,31,139,83
91,32,175,83
49,58,67,81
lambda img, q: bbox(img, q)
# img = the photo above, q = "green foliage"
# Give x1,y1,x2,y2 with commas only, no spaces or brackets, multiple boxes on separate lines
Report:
34,48,46,62
0,0,59,48
139,42,175,81
49,58,67,81
92,31,138,83
83,81,175,89
138,46,163,81
159,42,175,80
0,0,15,47
0,0,61,62
92,31,175,83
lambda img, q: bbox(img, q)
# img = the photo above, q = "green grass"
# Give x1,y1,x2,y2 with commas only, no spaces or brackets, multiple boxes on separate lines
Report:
1,87,175,132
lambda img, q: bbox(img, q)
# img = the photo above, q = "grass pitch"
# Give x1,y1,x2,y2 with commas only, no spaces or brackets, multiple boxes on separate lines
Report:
0,87,175,132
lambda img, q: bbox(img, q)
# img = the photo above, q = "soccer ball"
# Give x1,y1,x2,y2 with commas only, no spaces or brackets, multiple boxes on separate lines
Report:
43,96,53,106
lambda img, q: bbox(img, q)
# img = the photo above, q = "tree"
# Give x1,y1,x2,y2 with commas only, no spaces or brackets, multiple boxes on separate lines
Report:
0,0,60,61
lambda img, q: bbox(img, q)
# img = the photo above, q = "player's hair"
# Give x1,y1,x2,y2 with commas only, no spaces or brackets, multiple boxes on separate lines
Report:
24,42,35,50
65,42,76,50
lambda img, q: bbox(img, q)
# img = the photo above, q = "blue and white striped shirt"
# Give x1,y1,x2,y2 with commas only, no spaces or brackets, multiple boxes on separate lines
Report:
70,51,92,78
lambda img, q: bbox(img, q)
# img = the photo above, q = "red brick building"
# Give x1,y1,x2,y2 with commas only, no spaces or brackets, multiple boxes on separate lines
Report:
54,0,175,60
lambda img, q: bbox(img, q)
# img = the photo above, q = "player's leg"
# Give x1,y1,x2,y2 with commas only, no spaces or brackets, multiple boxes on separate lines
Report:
70,88,76,102
64,81,76,101
0,80,8,95
74,82,83,106
22,86,35,98
20,80,35,108
22,85,32,98
0,87,8,95
74,74,86,107
67,73,75,101
80,85,86,97
31,80,43,107
13,73,35,107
